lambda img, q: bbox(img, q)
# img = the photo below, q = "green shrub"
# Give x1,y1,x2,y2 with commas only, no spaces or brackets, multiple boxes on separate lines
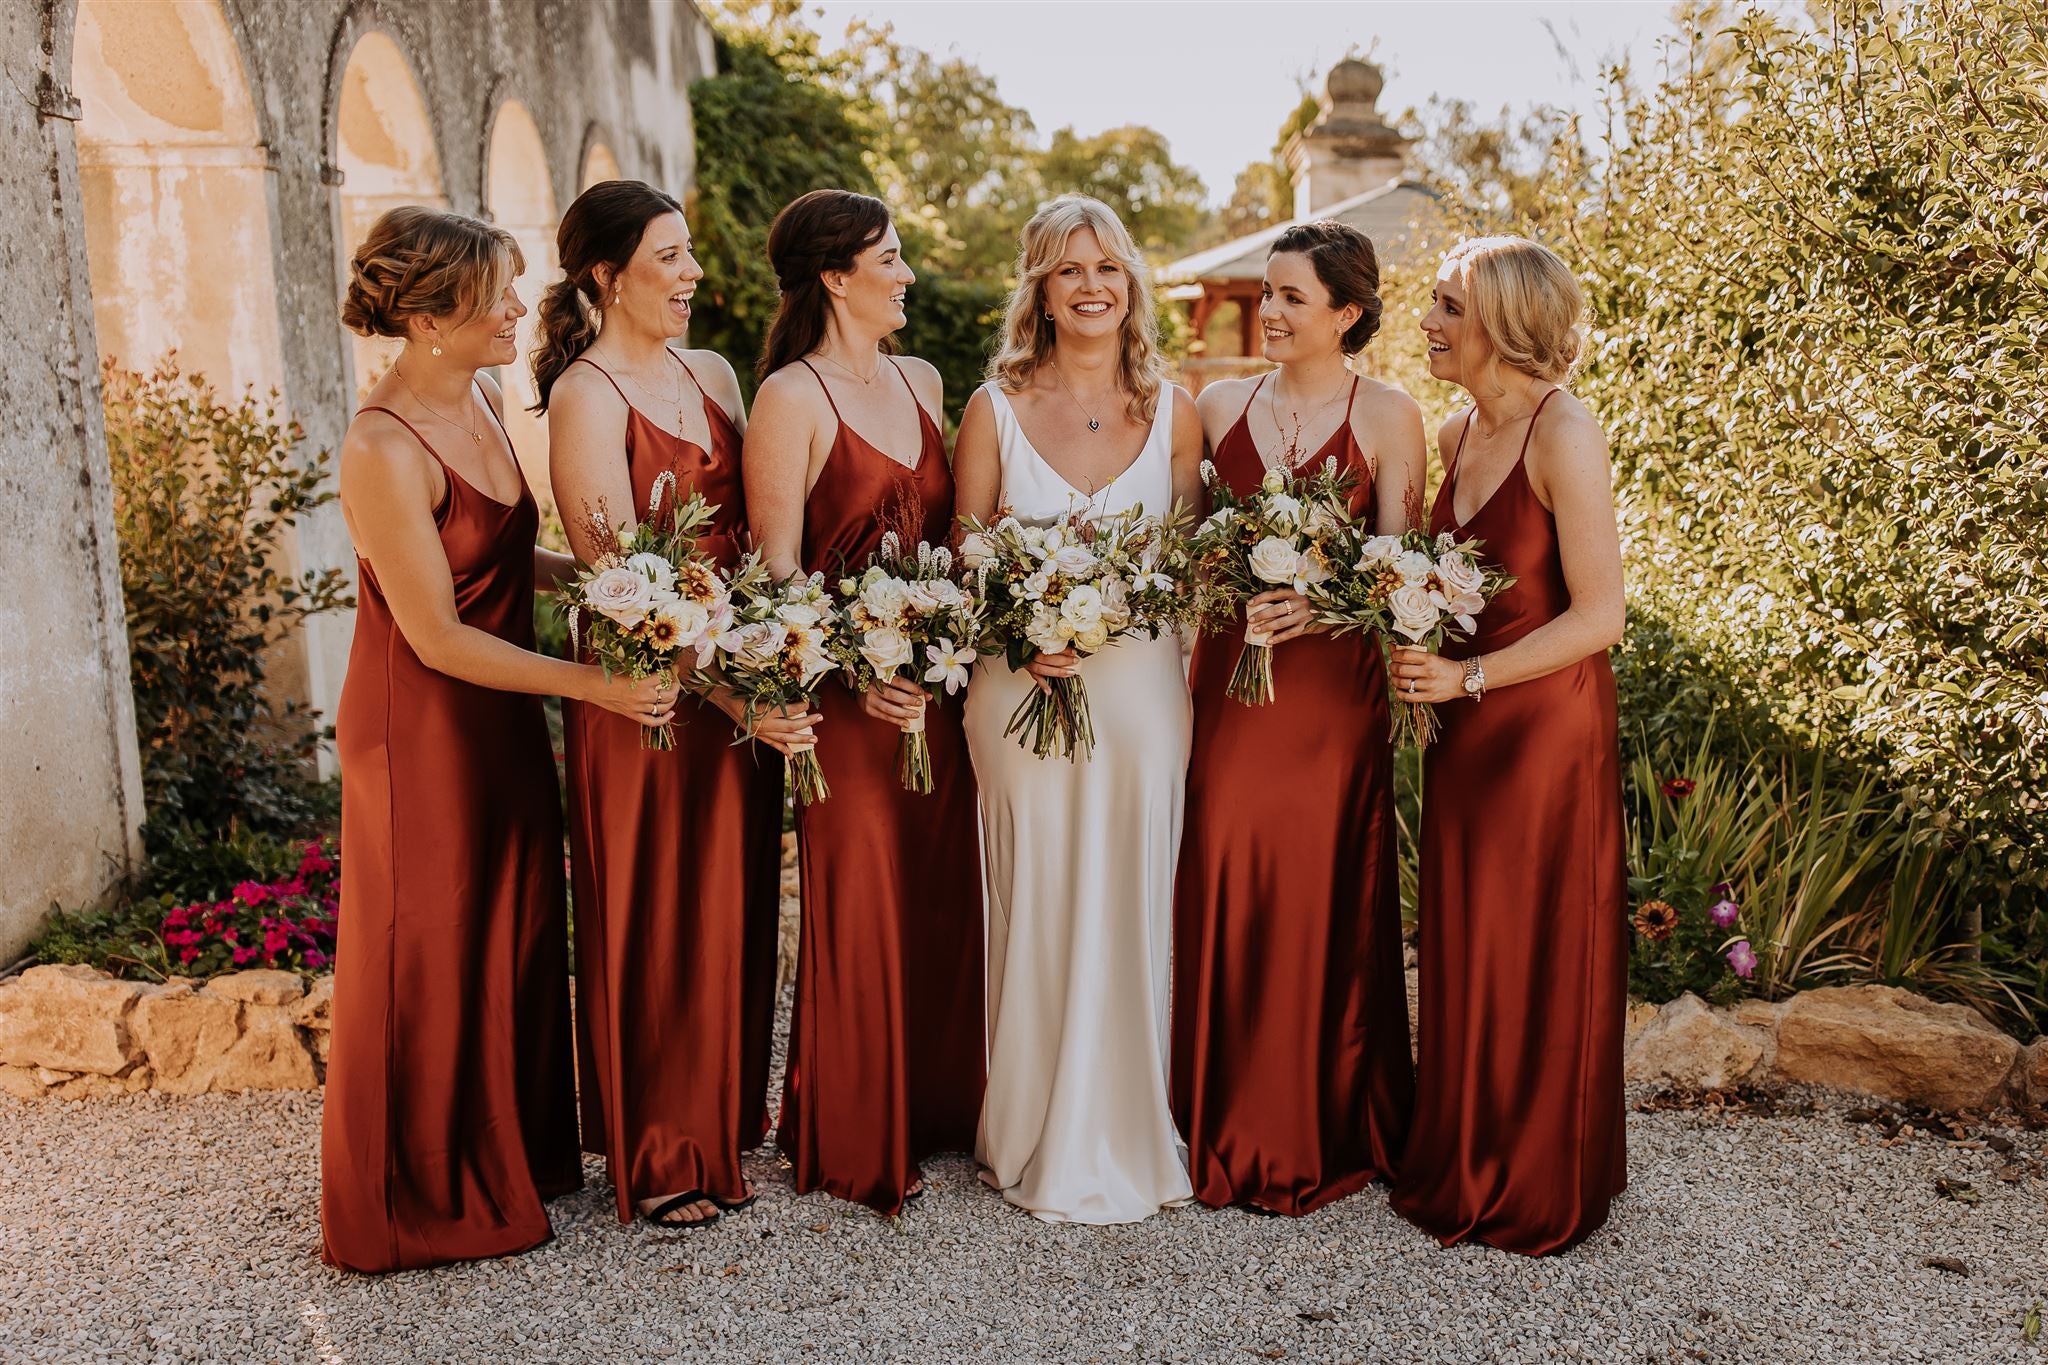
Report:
105,359,352,849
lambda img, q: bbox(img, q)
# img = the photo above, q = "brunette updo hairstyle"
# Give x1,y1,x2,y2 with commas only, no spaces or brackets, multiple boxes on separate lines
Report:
528,179,685,411
758,189,894,381
1269,220,1383,354
341,206,522,340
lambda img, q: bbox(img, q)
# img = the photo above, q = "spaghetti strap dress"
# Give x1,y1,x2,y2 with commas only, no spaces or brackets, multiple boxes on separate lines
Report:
321,391,579,1273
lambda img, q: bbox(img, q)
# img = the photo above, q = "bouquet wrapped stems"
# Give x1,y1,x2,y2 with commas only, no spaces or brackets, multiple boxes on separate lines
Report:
897,701,932,794
1228,615,1277,707
1003,672,1095,763
1384,655,1441,750
787,736,829,805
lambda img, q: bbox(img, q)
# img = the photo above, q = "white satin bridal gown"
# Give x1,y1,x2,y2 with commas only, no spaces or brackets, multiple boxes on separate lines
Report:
964,381,1194,1224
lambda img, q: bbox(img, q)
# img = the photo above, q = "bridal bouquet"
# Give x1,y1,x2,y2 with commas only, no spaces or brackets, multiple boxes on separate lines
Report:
1314,527,1516,748
1189,458,1358,705
558,478,730,750
697,555,839,803
959,502,1195,762
828,532,984,793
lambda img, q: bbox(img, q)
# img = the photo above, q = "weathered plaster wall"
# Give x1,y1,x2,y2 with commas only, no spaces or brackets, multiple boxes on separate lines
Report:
0,0,716,962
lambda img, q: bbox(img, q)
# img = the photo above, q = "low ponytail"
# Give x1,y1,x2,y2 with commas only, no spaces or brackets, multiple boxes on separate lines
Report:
530,278,599,411
527,179,685,413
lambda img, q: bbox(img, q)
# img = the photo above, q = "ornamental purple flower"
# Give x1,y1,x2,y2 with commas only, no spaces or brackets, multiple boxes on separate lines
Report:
1709,898,1740,928
1708,881,1734,900
1726,939,1757,979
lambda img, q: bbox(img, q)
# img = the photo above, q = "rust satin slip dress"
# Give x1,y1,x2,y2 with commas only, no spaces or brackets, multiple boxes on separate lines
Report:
1389,388,1628,1256
778,358,984,1215
561,354,783,1221
1172,374,1414,1214
321,391,579,1274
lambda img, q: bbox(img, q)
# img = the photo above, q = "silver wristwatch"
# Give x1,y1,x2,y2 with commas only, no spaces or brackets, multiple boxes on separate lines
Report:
1462,655,1486,700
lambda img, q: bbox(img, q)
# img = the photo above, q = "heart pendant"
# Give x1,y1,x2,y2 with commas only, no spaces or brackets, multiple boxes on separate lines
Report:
1088,419,1101,431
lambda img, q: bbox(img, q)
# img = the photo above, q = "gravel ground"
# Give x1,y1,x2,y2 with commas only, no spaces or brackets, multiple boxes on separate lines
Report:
1,1059,2043,1364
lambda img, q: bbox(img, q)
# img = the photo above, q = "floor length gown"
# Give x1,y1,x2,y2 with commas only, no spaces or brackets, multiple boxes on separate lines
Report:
966,381,1194,1224
321,394,580,1273
1390,389,1628,1256
1172,375,1413,1215
779,359,984,1215
562,354,783,1220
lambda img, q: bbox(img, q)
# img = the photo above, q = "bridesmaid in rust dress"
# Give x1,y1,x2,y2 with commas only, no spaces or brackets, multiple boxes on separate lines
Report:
744,189,984,1215
534,182,814,1229
1389,236,1629,1256
1173,222,1423,1215
323,207,675,1273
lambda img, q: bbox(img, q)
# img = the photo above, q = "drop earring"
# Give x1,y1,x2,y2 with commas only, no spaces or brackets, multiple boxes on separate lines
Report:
431,345,442,356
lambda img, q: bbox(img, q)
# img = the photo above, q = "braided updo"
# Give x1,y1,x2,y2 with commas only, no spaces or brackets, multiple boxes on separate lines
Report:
340,206,522,339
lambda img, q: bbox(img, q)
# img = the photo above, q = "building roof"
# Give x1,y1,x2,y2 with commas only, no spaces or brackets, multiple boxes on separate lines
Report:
1160,179,1444,291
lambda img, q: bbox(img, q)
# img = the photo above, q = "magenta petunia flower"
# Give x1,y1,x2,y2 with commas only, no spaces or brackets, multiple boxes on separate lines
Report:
1726,939,1757,978
305,951,328,970
232,880,271,908
1709,898,1740,928
1708,881,1734,900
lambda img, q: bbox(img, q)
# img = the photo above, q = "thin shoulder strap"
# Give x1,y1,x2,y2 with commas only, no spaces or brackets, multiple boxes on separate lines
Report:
798,359,842,419
887,357,940,429
1342,373,1359,420
1518,386,1563,462
569,354,629,404
1237,371,1268,426
474,379,516,448
669,349,709,400
358,405,448,469
1447,406,1476,474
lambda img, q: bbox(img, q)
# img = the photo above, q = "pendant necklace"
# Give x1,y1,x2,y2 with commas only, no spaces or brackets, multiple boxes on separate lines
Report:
400,368,481,447
1050,360,1103,432
814,350,882,386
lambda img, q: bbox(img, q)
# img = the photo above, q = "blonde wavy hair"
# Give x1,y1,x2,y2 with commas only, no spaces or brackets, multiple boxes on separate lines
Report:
1442,235,1585,385
341,205,522,340
988,194,1168,423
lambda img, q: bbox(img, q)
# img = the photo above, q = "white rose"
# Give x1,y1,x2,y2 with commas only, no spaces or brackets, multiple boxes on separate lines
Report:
1392,548,1437,583
583,566,657,627
1100,575,1130,613
901,580,945,615
1020,571,1051,603
1262,492,1304,532
1052,544,1098,577
1073,623,1109,651
1059,583,1105,630
1259,468,1286,495
796,628,837,684
1388,583,1441,642
731,619,788,664
1248,535,1304,585
1436,552,1484,597
624,552,677,594
1025,606,1073,653
859,626,914,677
1305,500,1345,539
776,602,823,629
1199,506,1236,537
958,531,994,569
921,578,966,610
1353,534,1402,567
659,598,712,644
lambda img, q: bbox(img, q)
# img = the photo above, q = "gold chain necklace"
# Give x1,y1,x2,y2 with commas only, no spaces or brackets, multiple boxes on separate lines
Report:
1264,372,1349,471
611,351,688,435
813,350,881,386
398,368,480,447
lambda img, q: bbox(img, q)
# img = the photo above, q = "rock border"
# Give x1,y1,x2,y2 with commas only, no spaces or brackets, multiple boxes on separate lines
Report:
2,962,2042,1113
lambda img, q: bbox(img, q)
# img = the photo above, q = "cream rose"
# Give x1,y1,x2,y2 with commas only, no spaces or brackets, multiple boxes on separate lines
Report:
859,575,909,623
776,602,823,629
1051,544,1099,577
1392,548,1437,583
1073,623,1110,651
1248,535,1305,585
1388,583,1441,642
859,626,914,677
624,552,677,594
1262,492,1304,532
958,530,995,569
1436,552,1484,598
1353,534,1403,567
584,566,657,627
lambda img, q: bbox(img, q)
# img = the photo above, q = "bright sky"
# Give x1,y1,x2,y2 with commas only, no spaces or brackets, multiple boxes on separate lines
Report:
809,1,1697,205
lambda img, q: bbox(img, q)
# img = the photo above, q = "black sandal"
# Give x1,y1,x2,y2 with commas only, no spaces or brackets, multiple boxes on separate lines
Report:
713,1188,759,1214
645,1191,722,1229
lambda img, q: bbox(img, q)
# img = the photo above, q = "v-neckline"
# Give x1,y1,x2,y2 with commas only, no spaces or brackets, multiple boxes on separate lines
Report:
1451,455,1522,529
996,387,1156,501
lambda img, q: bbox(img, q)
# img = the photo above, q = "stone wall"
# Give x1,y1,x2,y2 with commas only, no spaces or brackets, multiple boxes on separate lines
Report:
0,1,716,962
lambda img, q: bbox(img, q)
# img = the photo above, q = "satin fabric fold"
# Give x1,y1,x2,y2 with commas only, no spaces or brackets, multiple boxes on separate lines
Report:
779,360,984,1214
1172,385,1414,1215
562,357,783,1221
1390,397,1628,1256
321,402,580,1274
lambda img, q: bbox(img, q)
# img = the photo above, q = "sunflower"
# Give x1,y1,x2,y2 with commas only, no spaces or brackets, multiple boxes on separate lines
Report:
1633,899,1679,942
644,612,683,652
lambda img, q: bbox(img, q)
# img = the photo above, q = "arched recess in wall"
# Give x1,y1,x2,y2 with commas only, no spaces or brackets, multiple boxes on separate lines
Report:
581,136,623,190
332,30,446,403
71,0,282,396
485,99,560,509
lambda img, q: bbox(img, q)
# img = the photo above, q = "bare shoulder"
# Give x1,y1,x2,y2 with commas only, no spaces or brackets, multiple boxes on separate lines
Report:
340,410,438,503
1436,406,1474,458
1194,374,1254,423
545,357,622,417
1167,381,1200,425
1353,376,1423,432
473,369,507,418
958,383,997,429
1529,390,1608,466
675,347,744,410
892,353,944,410
750,364,831,424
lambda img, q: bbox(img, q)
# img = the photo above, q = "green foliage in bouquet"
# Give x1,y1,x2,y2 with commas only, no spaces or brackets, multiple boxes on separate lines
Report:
104,359,352,850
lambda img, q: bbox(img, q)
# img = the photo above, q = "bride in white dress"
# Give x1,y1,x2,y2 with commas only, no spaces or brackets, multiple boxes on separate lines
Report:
953,195,1204,1223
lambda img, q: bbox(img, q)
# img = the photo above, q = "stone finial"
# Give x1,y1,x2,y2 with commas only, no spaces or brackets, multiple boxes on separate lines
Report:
1284,55,1412,217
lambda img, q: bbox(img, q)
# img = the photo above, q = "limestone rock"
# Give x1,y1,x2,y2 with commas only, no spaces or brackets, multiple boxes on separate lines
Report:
132,982,241,1096
1626,993,1768,1091
208,970,305,1006
216,1003,317,1092
293,975,334,1066
1625,1001,1660,1045
0,964,145,1075
1772,985,2020,1111
0,1064,51,1098
46,1064,153,1100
